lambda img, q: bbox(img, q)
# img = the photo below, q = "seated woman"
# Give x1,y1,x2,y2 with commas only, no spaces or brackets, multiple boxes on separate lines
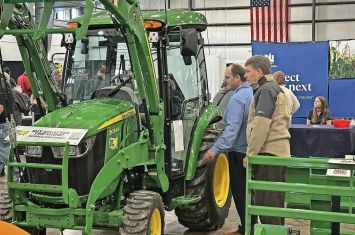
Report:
307,96,332,125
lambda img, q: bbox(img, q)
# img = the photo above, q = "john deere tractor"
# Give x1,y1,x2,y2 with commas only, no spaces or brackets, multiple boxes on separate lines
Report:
0,1,231,234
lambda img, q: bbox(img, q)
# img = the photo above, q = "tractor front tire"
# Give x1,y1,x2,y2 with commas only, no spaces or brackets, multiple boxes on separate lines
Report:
175,129,231,231
0,189,11,221
120,190,164,235
0,188,46,235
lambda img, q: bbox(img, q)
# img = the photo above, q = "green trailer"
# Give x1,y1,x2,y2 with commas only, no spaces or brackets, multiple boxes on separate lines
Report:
245,155,355,235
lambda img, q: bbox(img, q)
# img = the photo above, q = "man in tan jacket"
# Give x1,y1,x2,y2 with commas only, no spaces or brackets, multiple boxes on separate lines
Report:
244,55,291,226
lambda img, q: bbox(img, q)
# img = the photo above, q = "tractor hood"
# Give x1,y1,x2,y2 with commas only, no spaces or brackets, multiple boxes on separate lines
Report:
35,99,136,137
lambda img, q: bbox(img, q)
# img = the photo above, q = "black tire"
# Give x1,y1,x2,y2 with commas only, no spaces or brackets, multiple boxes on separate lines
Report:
120,190,164,235
175,129,231,231
0,189,12,222
0,187,45,235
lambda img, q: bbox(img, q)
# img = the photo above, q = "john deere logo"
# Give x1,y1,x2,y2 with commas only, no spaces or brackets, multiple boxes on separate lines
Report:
17,130,29,136
109,137,119,150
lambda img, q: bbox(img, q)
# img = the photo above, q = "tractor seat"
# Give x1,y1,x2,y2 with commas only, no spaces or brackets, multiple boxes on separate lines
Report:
91,86,146,127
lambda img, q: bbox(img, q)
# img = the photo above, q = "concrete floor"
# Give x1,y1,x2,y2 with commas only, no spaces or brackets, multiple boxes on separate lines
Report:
1,176,355,235
44,206,355,235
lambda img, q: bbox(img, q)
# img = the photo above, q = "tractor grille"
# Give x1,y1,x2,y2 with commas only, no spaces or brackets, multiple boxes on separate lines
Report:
25,131,106,196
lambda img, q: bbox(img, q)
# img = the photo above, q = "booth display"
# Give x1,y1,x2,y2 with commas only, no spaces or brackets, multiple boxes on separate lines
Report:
289,124,355,158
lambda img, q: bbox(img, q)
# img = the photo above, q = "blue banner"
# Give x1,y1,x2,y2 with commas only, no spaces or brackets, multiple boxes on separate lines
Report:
252,41,329,118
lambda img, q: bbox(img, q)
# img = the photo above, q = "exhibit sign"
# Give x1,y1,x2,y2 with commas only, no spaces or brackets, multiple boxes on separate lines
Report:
16,126,88,145
252,41,329,118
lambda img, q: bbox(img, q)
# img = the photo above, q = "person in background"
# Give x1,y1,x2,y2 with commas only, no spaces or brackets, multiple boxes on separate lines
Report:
12,89,30,126
213,80,234,129
30,94,47,122
3,67,16,88
244,55,290,226
204,64,256,235
0,74,19,180
17,72,32,97
273,71,300,118
0,70,29,125
307,96,332,125
86,66,106,97
53,69,62,89
0,75,14,177
91,65,106,87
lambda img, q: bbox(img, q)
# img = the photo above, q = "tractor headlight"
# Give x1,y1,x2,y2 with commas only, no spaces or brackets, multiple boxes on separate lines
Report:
52,145,79,158
51,136,96,158
25,146,43,157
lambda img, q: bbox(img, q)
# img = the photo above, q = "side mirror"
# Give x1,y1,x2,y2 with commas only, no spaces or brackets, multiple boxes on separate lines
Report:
81,38,89,54
180,28,198,57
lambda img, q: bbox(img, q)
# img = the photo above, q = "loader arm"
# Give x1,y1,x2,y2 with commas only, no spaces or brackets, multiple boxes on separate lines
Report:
0,0,163,145
92,0,163,145
1,3,67,111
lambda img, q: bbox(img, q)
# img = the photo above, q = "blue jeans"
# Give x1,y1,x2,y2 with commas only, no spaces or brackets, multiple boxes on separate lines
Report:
0,123,19,177
0,123,9,173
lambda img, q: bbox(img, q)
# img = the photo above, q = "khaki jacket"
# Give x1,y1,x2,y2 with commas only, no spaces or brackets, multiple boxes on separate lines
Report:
247,75,291,157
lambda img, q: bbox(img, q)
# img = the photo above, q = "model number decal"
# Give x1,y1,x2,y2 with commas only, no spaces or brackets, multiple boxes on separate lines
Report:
98,109,136,130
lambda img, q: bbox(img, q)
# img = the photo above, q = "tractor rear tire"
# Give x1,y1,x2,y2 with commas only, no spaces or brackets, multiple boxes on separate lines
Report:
0,189,12,222
175,129,231,231
119,190,164,235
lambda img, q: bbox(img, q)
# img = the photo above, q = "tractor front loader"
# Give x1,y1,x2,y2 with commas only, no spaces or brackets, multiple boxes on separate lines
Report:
0,1,231,234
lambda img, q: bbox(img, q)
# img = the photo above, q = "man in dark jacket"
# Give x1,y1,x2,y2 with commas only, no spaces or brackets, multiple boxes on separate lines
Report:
13,89,30,125
3,67,16,88
0,75,15,177
213,80,234,129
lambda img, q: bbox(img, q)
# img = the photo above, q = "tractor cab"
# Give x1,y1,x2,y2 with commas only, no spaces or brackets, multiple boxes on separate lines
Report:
63,27,132,102
62,10,210,180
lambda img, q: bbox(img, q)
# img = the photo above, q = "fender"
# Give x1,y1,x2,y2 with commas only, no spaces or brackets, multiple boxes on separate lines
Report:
185,104,222,180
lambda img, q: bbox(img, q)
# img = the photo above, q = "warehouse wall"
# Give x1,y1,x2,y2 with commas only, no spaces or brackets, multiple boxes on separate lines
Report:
0,35,22,61
140,0,355,61
1,0,354,98
139,0,355,98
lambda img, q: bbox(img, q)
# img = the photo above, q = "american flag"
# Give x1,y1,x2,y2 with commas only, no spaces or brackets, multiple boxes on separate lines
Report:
250,0,289,42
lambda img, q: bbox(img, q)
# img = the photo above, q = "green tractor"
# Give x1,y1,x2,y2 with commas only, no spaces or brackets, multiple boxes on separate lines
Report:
0,1,231,234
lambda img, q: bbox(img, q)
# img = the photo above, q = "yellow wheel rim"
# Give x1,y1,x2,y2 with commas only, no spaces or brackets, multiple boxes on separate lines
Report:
150,208,161,235
213,153,230,208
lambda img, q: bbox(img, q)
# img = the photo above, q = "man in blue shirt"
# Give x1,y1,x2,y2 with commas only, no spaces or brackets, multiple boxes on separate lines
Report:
204,64,254,235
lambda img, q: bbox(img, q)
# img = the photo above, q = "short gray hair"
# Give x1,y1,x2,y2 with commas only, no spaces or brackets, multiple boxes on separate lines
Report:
273,71,286,85
245,55,271,75
230,64,246,82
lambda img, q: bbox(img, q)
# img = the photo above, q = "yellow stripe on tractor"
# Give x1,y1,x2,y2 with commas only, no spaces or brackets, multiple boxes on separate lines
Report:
98,108,136,130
